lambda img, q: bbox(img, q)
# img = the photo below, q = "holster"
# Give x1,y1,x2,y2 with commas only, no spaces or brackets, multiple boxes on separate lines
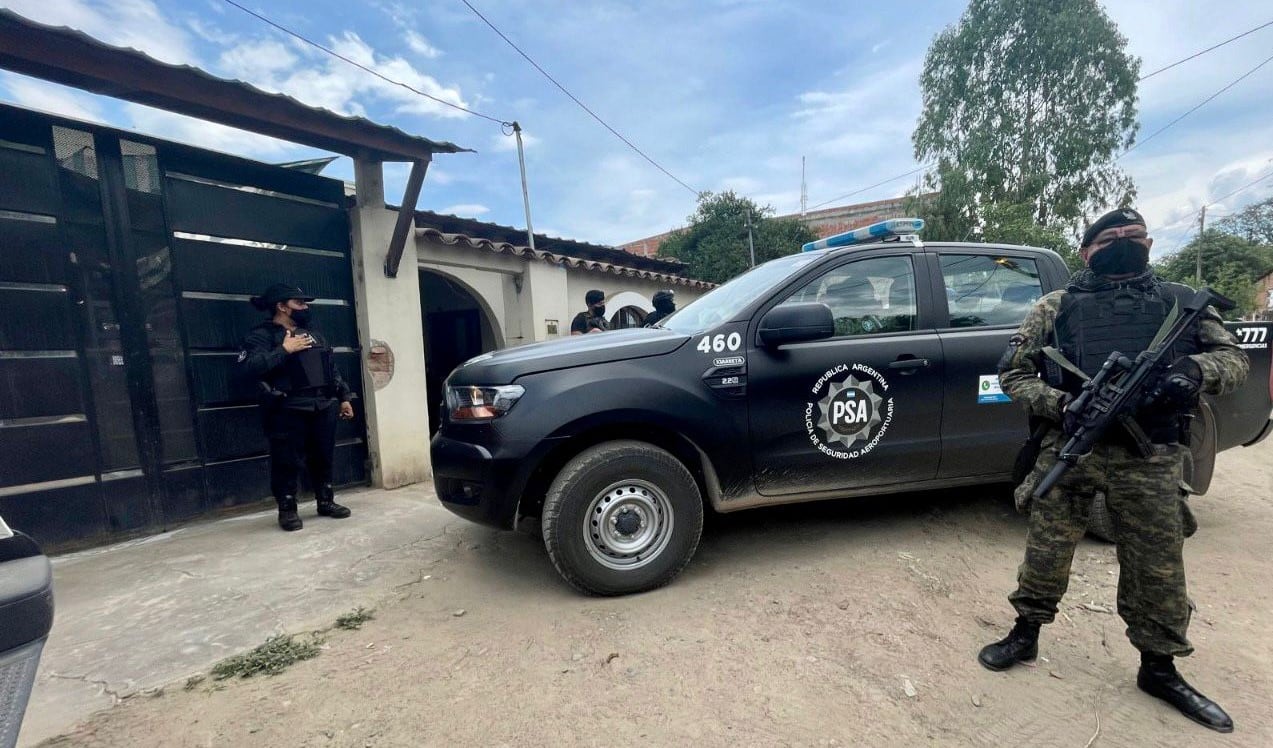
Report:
1011,418,1052,486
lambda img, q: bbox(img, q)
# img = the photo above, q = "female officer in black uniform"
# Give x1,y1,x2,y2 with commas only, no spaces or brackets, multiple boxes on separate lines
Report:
240,284,355,531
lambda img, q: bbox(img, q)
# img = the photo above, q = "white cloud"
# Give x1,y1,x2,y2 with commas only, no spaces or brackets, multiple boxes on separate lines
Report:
123,103,299,159
439,203,490,217
4,0,195,65
490,130,539,153
405,30,442,59
0,74,106,123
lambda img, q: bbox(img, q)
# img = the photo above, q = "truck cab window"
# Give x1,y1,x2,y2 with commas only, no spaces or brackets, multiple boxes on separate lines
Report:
940,254,1043,328
781,256,917,337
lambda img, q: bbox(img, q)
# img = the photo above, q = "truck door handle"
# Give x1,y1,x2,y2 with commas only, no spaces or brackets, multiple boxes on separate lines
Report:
889,357,929,371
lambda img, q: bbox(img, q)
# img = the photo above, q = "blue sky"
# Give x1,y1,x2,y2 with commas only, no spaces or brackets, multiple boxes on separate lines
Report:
1,0,1271,258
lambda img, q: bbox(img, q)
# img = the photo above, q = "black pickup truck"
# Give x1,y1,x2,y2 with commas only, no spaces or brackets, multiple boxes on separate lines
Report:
431,235,1273,595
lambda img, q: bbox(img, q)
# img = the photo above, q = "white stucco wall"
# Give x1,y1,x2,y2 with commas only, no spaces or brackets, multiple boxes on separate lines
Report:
565,275,706,328
349,161,432,489
415,233,708,346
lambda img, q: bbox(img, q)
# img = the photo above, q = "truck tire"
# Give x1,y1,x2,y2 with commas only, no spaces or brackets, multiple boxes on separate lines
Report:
1087,491,1115,543
541,440,704,596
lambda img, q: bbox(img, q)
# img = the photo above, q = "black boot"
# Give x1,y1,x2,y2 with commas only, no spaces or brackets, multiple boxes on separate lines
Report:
315,484,351,519
277,497,303,531
977,618,1040,671
1138,654,1233,733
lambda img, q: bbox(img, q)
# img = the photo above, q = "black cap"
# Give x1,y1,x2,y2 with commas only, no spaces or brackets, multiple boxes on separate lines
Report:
585,289,605,305
1081,208,1146,247
250,283,315,311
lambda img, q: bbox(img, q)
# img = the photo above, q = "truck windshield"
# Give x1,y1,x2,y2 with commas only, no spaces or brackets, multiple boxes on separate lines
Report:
660,253,820,335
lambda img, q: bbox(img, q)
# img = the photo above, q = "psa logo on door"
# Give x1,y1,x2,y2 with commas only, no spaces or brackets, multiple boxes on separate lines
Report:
805,363,894,460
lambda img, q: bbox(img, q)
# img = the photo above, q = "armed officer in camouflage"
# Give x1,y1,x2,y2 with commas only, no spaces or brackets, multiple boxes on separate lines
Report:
979,209,1249,733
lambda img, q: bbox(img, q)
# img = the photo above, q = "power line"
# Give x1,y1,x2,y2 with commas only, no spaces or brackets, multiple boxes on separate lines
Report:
807,164,931,212
1208,167,1273,207
1139,19,1273,81
458,0,702,197
1122,50,1273,158
808,21,1273,214
221,0,510,126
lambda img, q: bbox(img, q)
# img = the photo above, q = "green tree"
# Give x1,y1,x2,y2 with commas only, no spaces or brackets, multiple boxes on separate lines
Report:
1154,229,1273,319
913,0,1140,234
658,192,817,284
1215,195,1273,245
905,190,1082,271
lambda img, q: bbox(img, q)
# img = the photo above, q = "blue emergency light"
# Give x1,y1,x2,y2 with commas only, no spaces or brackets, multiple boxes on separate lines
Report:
801,217,925,252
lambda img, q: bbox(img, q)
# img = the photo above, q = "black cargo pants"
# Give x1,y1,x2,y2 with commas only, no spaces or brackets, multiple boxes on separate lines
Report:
264,404,338,501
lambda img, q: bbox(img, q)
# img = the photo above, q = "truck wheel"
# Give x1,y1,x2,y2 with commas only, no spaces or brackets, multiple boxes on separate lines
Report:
541,440,704,596
1087,491,1115,543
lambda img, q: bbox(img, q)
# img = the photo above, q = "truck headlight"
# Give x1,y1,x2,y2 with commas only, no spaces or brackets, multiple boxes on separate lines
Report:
446,385,525,421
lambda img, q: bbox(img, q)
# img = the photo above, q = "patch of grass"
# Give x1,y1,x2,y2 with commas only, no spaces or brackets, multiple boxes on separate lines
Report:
210,634,323,680
335,606,375,630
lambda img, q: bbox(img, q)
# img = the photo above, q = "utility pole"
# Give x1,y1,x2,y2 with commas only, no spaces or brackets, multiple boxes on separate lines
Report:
1196,205,1205,286
800,156,807,217
512,122,535,251
745,209,756,268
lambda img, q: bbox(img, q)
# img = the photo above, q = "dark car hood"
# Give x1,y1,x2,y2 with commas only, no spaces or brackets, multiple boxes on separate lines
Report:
447,328,689,385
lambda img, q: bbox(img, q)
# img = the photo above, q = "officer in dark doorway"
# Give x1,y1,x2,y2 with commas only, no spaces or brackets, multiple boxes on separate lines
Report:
643,289,676,327
240,284,355,531
570,289,609,335
983,209,1249,732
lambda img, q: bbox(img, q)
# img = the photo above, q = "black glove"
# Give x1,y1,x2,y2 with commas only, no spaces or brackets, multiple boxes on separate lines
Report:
1146,357,1203,411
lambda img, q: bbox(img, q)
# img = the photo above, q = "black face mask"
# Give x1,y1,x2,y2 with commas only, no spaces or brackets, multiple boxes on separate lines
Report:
1088,238,1149,276
592,305,606,317
290,308,313,328
654,299,675,313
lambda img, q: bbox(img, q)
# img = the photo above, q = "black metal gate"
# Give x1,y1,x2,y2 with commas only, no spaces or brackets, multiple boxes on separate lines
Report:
0,104,367,548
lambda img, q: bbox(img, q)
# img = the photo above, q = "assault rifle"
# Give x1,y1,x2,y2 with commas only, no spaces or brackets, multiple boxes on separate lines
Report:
1032,287,1235,499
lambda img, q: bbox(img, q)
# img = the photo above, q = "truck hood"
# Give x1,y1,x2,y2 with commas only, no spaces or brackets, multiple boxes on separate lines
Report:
446,328,689,385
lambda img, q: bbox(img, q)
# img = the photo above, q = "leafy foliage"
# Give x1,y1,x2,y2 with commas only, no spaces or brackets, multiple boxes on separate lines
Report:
1215,195,1273,245
335,606,375,630
658,191,817,284
210,634,323,679
1154,229,1273,319
913,0,1139,233
906,190,1082,271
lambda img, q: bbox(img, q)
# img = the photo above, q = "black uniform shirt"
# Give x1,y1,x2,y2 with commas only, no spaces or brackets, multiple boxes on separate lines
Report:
239,321,352,411
570,311,608,334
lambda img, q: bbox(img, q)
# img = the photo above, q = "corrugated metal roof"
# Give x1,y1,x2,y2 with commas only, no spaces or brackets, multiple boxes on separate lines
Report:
415,210,689,274
416,227,716,290
0,9,472,161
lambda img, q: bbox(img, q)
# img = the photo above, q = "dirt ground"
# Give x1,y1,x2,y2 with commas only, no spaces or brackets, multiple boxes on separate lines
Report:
39,439,1273,747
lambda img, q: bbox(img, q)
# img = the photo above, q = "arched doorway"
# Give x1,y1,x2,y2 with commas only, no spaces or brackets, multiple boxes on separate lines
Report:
419,269,501,434
604,290,654,330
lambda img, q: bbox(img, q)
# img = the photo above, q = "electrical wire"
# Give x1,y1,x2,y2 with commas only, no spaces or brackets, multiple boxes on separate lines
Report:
1122,50,1273,158
809,21,1273,213
1139,19,1273,81
221,0,511,126
458,0,702,197
807,164,931,212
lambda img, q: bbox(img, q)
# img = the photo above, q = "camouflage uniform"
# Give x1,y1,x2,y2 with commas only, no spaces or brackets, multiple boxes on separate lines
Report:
999,270,1248,657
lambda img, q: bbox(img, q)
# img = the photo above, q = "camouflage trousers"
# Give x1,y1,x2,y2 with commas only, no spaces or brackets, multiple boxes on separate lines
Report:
1011,436,1193,657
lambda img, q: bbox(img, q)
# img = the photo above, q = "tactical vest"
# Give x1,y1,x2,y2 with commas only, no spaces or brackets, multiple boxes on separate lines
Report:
1052,276,1200,441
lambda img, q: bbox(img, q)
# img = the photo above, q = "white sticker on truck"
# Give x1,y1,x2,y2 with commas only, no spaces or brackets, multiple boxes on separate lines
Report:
1233,326,1269,350
978,374,1011,404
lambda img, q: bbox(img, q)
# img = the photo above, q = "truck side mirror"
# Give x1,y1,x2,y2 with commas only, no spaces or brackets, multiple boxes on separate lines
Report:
758,303,835,348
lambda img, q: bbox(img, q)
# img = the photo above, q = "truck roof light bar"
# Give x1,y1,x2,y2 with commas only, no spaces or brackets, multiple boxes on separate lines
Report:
801,217,925,252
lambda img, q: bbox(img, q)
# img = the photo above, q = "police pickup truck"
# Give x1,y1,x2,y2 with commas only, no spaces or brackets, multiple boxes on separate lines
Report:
431,219,1273,596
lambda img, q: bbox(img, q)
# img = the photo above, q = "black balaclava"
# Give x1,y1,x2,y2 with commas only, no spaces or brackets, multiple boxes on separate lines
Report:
1089,238,1150,276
